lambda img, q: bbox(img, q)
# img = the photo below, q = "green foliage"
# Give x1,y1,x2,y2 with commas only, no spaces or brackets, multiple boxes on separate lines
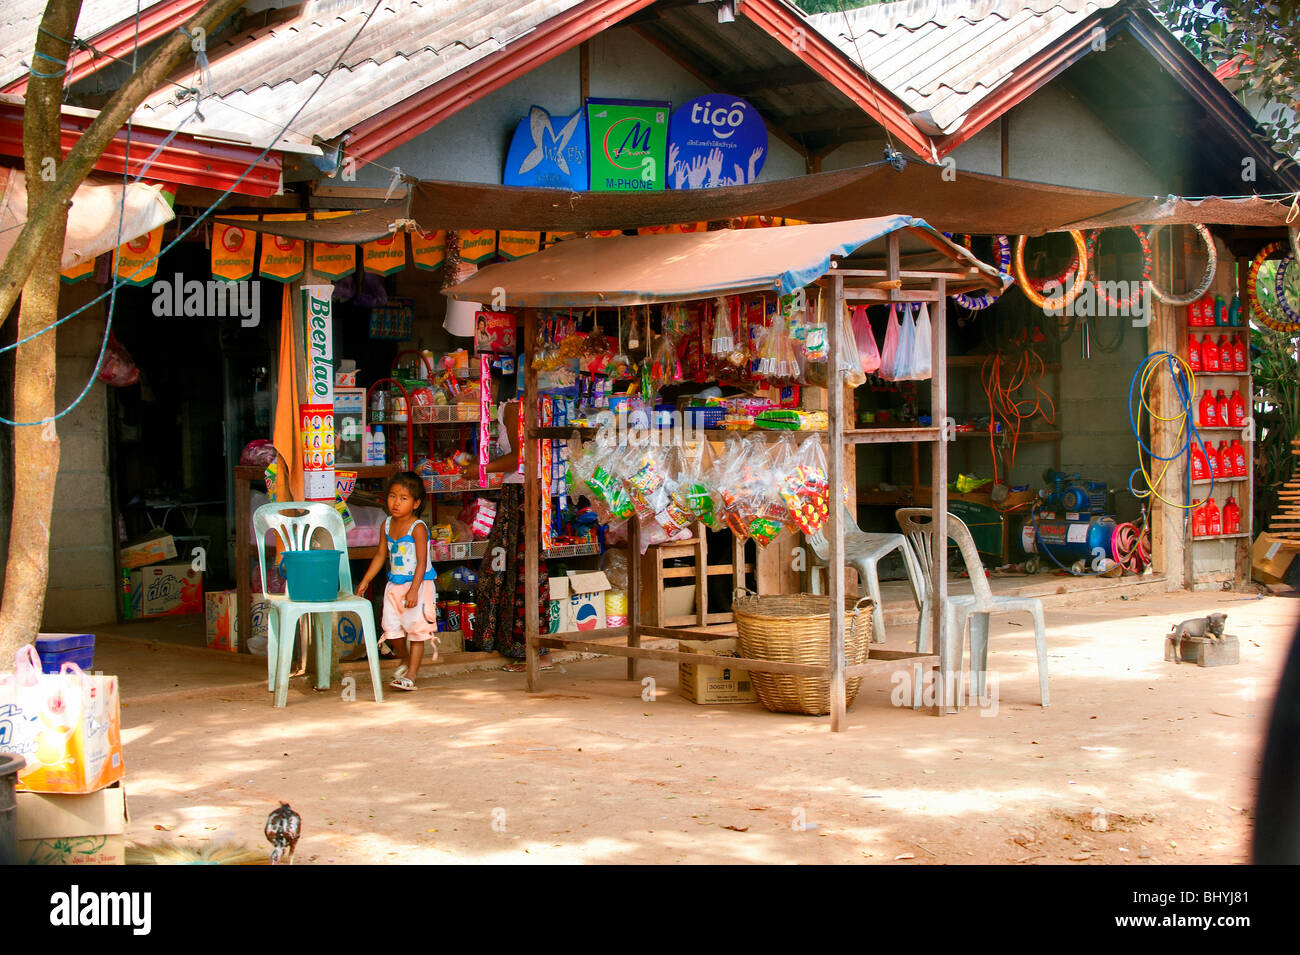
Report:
1250,324,1300,531
1154,0,1300,163
797,0,882,14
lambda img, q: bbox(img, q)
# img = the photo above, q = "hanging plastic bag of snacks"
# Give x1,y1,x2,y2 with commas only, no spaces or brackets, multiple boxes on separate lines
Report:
850,304,881,375
569,435,635,525
878,303,901,379
910,301,933,380
779,434,831,535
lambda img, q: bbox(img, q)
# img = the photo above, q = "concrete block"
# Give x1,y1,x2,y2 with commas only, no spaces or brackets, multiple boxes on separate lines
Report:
48,545,114,583
53,469,109,508
50,509,112,550
57,432,107,472
1165,632,1239,666
41,586,118,629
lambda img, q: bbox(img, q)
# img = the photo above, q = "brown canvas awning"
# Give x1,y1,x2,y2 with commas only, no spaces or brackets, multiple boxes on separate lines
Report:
1058,195,1299,231
445,215,1005,308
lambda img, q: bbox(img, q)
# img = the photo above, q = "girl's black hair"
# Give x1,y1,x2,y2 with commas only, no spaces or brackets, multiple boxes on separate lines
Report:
387,471,427,511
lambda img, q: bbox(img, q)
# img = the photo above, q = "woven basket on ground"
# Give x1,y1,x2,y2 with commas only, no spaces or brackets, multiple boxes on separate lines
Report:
733,593,873,716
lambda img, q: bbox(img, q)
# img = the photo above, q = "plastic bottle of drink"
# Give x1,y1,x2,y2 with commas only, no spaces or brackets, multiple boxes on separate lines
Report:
370,425,386,465
1199,390,1218,428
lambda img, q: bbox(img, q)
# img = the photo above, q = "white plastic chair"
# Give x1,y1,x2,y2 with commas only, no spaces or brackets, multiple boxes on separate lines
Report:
895,507,1049,711
806,505,924,643
254,501,384,708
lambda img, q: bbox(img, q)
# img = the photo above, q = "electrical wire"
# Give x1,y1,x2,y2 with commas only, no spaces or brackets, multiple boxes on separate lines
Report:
1,0,387,426
1127,351,1214,509
978,344,1057,484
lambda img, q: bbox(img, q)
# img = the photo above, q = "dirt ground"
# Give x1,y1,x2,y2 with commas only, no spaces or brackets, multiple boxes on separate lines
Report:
113,588,1297,864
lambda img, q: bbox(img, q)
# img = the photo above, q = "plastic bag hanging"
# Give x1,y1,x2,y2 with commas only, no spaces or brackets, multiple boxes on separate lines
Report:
851,305,881,375
878,303,901,379
911,301,933,380
836,295,866,388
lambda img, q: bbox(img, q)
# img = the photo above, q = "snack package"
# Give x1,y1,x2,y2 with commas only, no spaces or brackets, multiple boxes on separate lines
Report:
879,304,901,379
805,291,866,388
911,301,933,380
569,435,635,525
778,435,831,535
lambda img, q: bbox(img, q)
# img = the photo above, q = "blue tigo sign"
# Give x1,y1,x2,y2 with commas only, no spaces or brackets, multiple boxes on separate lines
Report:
667,95,768,189
504,106,588,190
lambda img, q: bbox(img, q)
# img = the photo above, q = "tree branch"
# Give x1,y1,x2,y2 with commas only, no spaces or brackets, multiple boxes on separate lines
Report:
0,0,247,328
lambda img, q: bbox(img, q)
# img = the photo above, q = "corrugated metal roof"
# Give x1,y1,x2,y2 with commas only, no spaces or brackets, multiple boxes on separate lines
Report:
0,0,179,88
134,0,592,149
806,0,1123,135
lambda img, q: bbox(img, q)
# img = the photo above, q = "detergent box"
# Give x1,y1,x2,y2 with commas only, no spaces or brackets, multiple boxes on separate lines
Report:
204,590,269,652
137,562,202,617
548,571,610,633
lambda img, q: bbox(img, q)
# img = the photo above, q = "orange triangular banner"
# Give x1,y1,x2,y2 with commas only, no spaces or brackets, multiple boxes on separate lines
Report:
115,226,163,286
212,214,257,282
497,230,540,260
459,229,497,264
410,229,446,271
363,231,406,275
259,214,306,283
310,211,356,280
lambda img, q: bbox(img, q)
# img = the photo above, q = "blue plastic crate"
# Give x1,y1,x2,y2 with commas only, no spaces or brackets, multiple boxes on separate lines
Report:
35,633,95,674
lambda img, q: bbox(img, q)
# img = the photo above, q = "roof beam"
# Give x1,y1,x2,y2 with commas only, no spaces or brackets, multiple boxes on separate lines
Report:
736,0,933,158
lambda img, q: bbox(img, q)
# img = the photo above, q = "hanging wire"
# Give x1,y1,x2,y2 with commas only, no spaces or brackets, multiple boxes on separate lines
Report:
2,0,388,426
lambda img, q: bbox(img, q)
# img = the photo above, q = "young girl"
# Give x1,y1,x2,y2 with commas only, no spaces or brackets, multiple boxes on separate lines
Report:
356,472,439,690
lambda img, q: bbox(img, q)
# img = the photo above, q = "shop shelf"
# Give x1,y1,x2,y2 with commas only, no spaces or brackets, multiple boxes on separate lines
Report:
544,541,600,559
429,540,488,562
422,475,504,494
955,429,1062,443
1192,532,1251,541
412,404,481,425
947,353,1062,372
1191,477,1247,485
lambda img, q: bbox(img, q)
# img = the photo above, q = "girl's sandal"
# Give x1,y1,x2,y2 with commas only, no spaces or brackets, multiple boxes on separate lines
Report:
390,676,417,691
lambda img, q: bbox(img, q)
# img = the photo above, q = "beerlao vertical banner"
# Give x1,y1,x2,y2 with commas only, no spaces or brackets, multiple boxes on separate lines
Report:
410,229,445,271
259,214,306,282
301,285,335,501
459,229,497,264
212,215,257,281
363,231,406,274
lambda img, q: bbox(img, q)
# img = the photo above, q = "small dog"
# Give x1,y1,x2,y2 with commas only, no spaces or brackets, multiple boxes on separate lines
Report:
1168,612,1227,664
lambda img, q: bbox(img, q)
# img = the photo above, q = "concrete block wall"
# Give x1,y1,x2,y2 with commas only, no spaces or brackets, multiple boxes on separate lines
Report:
42,284,116,629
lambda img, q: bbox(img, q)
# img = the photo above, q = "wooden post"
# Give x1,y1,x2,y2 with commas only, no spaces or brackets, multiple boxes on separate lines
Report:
628,516,640,680
931,278,950,713
236,474,251,650
524,308,542,692
828,271,847,731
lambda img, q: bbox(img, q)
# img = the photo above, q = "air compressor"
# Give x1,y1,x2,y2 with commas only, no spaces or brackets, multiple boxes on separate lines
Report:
1018,470,1118,573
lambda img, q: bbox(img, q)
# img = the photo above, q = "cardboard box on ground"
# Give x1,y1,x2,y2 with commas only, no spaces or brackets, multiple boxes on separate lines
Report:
205,591,269,652
121,562,202,618
15,787,127,865
678,639,758,704
1252,532,1297,585
548,571,611,633
119,529,176,569
332,610,464,655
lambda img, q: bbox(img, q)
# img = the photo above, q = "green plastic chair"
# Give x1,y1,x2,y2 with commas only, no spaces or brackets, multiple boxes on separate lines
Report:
253,501,384,708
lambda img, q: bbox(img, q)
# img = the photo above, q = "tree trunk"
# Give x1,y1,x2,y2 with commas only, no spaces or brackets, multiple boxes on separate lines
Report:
0,0,80,658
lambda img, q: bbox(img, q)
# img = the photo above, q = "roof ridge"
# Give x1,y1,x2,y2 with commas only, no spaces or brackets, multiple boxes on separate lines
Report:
808,0,1117,34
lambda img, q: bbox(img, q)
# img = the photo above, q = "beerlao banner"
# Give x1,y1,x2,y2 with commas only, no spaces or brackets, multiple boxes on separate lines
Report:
259,214,306,283
589,230,622,239
60,258,95,284
115,225,163,286
459,229,497,264
363,231,406,275
310,211,356,280
497,230,540,260
212,214,257,281
410,229,446,271
668,222,707,234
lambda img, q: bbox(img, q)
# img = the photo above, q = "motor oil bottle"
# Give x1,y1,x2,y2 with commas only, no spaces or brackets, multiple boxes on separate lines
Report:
1189,334,1202,372
1193,501,1209,537
1230,439,1248,477
1206,498,1222,536
1199,390,1218,428
1191,442,1209,481
1230,292,1242,326
1203,335,1221,372
1218,335,1233,372
1223,497,1241,535
1217,441,1231,478
1232,335,1247,372
1229,389,1247,427
1216,389,1230,427
1205,440,1220,478
1215,294,1228,326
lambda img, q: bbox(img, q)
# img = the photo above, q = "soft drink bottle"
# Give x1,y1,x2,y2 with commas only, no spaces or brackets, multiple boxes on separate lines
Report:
1228,389,1247,427
1190,443,1209,481
1188,335,1202,372
1199,390,1218,428
1216,389,1230,427
1203,335,1221,372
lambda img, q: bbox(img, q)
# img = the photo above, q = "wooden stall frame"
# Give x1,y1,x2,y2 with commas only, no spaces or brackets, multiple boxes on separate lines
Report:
520,228,980,730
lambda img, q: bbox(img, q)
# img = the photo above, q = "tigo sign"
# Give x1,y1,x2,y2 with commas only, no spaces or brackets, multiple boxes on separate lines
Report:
667,94,767,188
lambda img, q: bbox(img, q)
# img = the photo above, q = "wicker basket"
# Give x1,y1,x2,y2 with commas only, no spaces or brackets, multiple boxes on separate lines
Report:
733,593,873,716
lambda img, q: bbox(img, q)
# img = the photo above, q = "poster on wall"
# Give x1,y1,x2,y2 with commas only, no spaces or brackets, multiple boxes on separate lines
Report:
301,285,335,501
666,95,767,189
585,98,669,192
504,106,588,190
